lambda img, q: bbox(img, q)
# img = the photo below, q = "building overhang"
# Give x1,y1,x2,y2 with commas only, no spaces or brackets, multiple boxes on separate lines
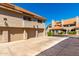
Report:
0,3,46,21
51,28,63,30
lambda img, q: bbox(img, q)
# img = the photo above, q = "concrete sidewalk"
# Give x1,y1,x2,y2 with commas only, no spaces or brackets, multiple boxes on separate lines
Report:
0,36,68,56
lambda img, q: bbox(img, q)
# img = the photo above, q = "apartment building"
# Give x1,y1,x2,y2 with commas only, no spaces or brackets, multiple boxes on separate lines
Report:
49,16,79,35
0,3,46,43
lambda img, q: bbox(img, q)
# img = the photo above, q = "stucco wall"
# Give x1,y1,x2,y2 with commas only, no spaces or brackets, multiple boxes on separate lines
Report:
24,20,35,28
0,9,23,27
0,8,45,43
0,8,45,29
38,23,45,28
24,20,45,28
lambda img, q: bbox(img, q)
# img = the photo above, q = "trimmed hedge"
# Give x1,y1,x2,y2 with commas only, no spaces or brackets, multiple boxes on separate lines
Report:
47,31,54,36
47,31,76,36
67,31,76,34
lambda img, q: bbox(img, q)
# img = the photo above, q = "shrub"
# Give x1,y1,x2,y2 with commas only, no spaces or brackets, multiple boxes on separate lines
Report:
47,31,53,36
68,31,76,34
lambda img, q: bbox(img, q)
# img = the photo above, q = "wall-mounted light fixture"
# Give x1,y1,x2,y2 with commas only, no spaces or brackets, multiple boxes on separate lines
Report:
4,18,7,21
3,18,8,27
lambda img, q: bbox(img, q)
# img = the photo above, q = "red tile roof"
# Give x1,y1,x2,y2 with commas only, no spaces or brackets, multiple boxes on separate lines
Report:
52,26,62,30
63,18,76,25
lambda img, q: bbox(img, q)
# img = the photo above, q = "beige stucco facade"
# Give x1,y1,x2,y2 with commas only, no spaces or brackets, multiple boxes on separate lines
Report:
48,16,79,35
0,3,46,43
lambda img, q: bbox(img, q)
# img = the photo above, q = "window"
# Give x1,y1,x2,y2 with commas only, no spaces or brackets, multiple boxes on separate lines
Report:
28,17,31,21
38,20,42,23
23,16,27,20
64,25,69,27
32,19,37,22
70,24,75,26
70,23,76,26
23,16,31,21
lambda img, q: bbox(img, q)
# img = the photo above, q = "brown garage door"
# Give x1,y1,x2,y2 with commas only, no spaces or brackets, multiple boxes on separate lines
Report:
25,29,36,39
9,28,24,42
38,29,44,37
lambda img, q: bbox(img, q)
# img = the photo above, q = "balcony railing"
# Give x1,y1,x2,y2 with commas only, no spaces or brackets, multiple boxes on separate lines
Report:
63,26,76,30
23,20,44,28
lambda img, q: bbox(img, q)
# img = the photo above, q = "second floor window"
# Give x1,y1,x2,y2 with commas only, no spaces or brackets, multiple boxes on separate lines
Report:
32,19,38,22
63,24,75,27
38,20,42,23
64,25,69,27
70,24,76,26
23,16,31,21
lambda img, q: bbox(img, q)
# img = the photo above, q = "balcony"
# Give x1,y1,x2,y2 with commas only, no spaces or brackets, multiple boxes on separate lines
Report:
23,20,44,28
37,23,45,28
63,26,76,30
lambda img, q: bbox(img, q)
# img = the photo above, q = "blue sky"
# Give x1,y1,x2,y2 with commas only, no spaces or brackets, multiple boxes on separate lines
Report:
14,3,79,27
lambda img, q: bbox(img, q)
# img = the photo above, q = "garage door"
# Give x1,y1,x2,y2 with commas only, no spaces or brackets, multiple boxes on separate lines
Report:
25,29,36,39
38,29,44,37
9,28,24,42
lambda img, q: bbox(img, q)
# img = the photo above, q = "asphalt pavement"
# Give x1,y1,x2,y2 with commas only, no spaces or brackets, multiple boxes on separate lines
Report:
37,37,79,56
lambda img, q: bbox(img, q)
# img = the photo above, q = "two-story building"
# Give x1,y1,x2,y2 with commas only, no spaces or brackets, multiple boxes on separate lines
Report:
49,16,79,35
0,3,46,43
